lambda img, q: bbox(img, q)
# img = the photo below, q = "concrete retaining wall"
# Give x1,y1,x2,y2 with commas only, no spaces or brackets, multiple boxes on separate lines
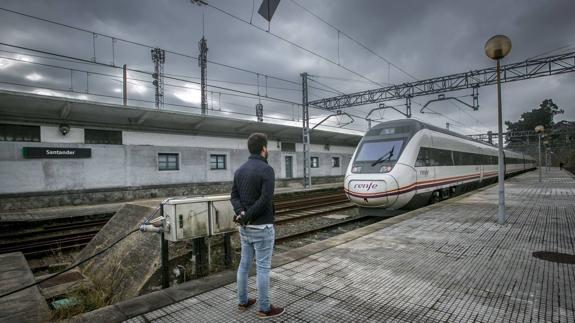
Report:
0,175,343,211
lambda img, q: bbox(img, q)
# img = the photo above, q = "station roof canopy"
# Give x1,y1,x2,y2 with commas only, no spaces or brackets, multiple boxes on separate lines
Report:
0,90,363,146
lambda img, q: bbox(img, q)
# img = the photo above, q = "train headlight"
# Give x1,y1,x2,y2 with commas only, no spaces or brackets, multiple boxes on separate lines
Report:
351,166,362,173
380,165,393,173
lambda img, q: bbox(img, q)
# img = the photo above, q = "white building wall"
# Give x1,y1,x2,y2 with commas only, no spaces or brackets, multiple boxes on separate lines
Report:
41,126,84,143
0,127,356,194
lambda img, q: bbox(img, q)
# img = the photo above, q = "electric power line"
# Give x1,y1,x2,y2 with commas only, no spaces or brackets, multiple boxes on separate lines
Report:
308,77,345,95
0,42,306,108
205,2,386,88
0,6,300,86
288,0,418,82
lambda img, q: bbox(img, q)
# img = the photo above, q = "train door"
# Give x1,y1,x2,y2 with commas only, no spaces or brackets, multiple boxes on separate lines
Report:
415,147,435,191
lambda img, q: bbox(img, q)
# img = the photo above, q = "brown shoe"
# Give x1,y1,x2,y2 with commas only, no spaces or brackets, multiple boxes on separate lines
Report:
238,298,256,310
257,305,285,319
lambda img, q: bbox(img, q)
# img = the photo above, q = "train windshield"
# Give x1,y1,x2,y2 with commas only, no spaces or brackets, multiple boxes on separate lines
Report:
355,140,404,162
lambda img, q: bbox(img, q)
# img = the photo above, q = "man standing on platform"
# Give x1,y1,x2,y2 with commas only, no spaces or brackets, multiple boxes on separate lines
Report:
231,132,285,319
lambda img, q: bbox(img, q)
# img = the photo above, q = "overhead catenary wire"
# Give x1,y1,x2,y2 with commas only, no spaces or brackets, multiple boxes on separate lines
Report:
0,80,363,133
205,2,386,88
0,6,300,86
308,77,345,95
0,42,308,108
288,0,419,82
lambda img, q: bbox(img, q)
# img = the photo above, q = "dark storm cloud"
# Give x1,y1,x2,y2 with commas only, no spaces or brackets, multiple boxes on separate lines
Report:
0,0,574,134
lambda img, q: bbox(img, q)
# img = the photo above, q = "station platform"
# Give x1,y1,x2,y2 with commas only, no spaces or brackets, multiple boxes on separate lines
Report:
0,252,50,322
74,169,574,322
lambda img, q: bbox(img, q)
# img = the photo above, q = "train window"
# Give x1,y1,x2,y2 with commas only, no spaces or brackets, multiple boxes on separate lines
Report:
0,124,40,142
210,154,226,170
332,157,340,168
159,153,179,171
379,125,410,135
466,153,475,165
415,147,431,167
311,157,319,168
355,140,404,162
432,149,453,166
452,151,463,165
416,147,452,166
366,128,381,136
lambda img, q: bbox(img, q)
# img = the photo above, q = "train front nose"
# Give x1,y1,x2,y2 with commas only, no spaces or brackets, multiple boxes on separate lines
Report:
345,178,390,207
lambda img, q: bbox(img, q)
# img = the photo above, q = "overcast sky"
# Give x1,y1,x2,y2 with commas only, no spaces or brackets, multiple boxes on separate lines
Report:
0,0,574,135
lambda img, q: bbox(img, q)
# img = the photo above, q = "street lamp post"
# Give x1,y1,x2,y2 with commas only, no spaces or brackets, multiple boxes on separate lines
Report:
485,35,512,225
535,125,544,182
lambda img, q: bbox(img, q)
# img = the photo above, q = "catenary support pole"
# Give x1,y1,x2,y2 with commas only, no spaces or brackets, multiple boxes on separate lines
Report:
122,64,127,106
301,72,311,189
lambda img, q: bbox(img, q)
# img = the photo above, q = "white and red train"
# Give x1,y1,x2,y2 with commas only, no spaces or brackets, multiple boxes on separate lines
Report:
344,119,536,213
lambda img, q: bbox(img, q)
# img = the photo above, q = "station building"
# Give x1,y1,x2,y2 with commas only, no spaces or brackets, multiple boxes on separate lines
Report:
0,90,363,210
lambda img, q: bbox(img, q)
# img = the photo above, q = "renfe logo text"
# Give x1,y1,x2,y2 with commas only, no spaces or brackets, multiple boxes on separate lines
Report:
354,182,379,191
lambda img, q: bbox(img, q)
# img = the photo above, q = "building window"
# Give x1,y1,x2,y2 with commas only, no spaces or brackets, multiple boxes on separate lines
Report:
210,154,226,170
85,129,122,145
158,153,179,171
332,157,340,168
0,124,40,142
311,157,319,168
281,142,296,152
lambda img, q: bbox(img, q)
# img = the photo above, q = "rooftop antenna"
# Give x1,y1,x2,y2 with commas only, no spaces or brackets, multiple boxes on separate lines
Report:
192,0,208,115
151,48,166,109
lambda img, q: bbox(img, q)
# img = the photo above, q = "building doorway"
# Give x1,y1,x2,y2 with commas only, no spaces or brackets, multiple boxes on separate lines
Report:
285,156,293,178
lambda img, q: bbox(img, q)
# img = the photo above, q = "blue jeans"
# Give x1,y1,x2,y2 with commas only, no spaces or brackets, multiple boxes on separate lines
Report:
237,226,275,312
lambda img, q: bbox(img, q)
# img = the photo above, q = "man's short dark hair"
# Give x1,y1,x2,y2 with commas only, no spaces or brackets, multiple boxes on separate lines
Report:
248,133,268,154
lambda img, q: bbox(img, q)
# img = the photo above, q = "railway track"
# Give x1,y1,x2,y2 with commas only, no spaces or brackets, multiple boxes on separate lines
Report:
0,189,353,258
275,215,375,244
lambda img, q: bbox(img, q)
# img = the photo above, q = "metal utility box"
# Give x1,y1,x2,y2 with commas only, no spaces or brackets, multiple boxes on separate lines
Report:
210,197,237,235
162,195,236,242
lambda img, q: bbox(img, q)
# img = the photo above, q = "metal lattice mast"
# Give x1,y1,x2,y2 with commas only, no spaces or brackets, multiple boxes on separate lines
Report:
199,37,208,114
301,72,311,189
309,51,575,110
151,48,166,109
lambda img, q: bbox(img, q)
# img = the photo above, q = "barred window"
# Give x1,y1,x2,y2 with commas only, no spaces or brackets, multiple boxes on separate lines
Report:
311,157,319,168
158,153,179,171
210,154,226,170
332,157,340,168
85,129,122,145
0,124,40,142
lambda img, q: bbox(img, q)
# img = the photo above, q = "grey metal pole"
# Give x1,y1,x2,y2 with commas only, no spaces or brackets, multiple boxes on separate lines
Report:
496,59,506,224
160,205,169,289
122,64,127,106
301,72,311,189
538,134,542,182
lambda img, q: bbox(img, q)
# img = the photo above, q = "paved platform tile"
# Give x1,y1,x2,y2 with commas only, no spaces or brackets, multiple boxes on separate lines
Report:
126,169,575,322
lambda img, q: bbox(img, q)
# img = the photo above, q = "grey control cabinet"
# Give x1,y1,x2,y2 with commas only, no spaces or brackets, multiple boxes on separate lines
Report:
163,195,236,242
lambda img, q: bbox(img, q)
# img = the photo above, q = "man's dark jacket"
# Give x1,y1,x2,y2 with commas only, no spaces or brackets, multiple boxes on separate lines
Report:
230,154,275,225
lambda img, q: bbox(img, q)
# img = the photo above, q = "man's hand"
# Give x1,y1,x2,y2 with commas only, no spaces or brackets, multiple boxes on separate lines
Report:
234,211,247,226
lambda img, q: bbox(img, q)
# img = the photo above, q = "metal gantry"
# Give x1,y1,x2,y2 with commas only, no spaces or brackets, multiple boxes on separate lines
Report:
300,51,575,188
308,51,575,110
